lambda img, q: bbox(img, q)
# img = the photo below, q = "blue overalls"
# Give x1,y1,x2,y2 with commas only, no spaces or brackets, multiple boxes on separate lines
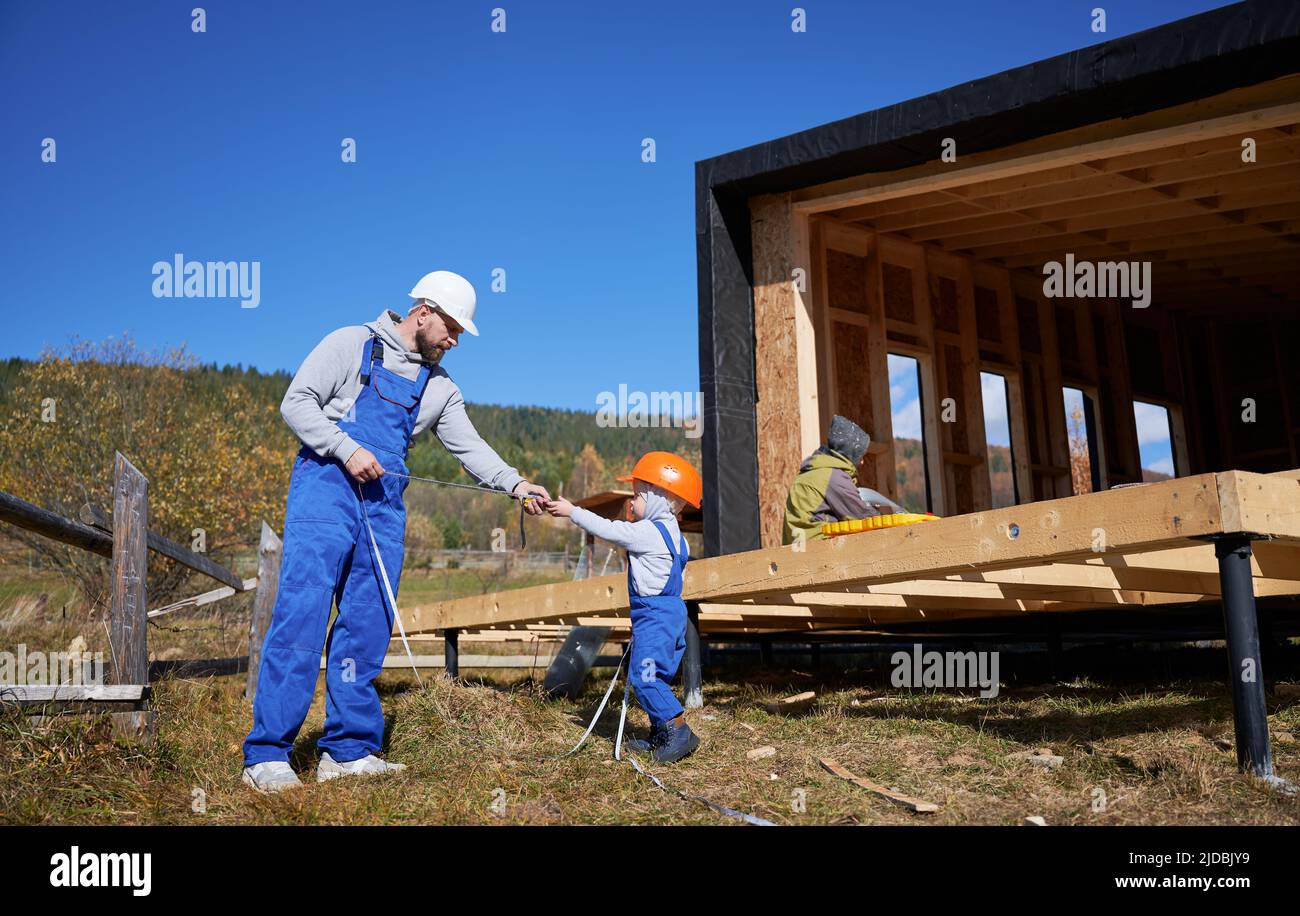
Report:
628,521,689,727
243,335,429,766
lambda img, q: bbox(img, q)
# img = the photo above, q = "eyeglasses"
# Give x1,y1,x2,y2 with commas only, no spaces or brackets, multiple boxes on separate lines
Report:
432,306,464,336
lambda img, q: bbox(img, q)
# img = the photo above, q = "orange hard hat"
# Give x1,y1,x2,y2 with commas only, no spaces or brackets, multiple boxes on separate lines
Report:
618,451,702,509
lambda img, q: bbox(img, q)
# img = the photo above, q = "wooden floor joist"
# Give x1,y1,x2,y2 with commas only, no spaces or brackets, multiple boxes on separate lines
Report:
405,471,1300,639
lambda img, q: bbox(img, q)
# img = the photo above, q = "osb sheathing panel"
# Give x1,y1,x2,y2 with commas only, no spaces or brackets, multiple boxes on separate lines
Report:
827,249,869,314
750,194,806,548
883,263,917,323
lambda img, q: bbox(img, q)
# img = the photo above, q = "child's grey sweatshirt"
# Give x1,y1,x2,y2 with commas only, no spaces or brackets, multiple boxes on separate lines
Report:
569,492,688,597
278,309,525,495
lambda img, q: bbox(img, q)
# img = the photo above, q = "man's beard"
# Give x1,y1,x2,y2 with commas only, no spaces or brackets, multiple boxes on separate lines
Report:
414,327,445,365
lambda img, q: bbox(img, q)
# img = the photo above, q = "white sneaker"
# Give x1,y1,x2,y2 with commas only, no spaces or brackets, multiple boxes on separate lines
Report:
316,752,408,783
242,761,303,794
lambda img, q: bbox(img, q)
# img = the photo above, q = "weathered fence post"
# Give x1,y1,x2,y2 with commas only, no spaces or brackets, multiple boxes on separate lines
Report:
109,452,153,741
245,521,281,702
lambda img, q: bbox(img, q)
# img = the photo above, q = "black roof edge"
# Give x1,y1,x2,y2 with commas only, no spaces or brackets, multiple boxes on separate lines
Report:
696,0,1300,199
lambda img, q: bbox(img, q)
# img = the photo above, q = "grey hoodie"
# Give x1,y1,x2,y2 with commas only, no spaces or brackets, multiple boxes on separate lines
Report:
569,492,687,597
279,310,525,494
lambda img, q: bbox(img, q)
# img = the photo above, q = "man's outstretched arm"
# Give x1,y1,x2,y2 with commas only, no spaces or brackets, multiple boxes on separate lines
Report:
435,385,550,509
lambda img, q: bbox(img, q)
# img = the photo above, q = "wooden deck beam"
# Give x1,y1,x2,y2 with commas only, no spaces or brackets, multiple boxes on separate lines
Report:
406,471,1300,634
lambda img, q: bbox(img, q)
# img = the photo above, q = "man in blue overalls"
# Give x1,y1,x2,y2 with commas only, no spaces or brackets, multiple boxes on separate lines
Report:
242,270,550,793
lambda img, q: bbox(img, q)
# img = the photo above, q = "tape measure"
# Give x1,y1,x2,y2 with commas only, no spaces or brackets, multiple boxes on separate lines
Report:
822,512,940,538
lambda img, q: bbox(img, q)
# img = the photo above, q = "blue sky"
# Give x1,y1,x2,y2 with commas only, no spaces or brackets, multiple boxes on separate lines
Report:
0,0,1230,410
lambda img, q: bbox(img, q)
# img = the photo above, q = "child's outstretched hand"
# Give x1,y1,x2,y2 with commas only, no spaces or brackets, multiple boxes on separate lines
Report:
545,497,575,518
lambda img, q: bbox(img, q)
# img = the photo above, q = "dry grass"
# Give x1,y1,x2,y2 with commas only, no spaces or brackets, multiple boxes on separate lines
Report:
4,563,1297,824
3,654,1300,825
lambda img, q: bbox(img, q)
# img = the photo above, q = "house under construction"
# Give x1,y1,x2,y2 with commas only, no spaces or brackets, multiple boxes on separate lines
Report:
415,2,1300,777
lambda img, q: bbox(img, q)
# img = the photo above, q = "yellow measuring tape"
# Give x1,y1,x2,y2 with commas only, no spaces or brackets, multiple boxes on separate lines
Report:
821,512,940,538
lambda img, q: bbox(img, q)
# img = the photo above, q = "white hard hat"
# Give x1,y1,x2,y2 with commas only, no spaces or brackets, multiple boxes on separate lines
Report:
408,270,479,336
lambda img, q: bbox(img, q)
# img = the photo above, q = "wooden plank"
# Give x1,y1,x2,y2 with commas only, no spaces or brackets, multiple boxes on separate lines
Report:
921,152,1300,252
819,757,938,813
954,162,1300,238
246,521,282,701
917,372,947,514
0,685,147,702
80,502,248,592
1100,301,1142,484
792,97,1300,213
957,562,1287,597
865,169,1300,234
1219,470,1300,543
416,472,1246,631
1075,541,1300,585
427,472,1300,635
811,219,835,434
721,592,1045,610
793,209,822,458
1167,404,1190,476
147,577,257,619
862,226,897,499
764,691,817,715
319,654,625,670
929,250,990,511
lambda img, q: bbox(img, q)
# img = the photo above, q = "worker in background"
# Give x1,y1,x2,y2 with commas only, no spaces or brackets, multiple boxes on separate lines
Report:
783,414,881,545
545,452,703,763
241,270,551,793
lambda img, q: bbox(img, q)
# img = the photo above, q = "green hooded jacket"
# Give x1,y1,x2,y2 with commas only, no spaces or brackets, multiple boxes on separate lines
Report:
782,448,873,545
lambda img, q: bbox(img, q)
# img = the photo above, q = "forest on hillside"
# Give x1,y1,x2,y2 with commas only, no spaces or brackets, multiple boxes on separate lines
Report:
0,341,700,604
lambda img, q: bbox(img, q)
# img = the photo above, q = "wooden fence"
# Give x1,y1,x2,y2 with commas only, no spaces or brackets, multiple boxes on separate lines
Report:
0,452,577,741
0,452,282,740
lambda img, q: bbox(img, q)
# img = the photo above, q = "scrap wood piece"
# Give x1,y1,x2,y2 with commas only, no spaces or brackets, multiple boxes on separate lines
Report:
763,690,816,715
819,757,938,814
747,745,777,761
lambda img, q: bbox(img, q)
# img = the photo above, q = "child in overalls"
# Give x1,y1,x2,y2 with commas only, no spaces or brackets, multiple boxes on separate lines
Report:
546,451,702,763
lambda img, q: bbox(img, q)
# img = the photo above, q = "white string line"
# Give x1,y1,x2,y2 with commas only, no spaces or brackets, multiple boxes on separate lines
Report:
356,481,423,687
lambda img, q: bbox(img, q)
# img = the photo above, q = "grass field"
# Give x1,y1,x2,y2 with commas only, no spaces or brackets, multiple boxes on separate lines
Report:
4,563,1300,825
3,646,1300,825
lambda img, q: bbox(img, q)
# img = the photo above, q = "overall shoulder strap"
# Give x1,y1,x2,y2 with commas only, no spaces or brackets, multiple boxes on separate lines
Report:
650,521,678,562
359,333,385,385
412,363,433,402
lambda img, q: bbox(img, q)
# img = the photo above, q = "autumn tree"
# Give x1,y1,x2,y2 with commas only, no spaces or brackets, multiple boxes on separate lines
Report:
0,336,295,607
1067,404,1093,495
